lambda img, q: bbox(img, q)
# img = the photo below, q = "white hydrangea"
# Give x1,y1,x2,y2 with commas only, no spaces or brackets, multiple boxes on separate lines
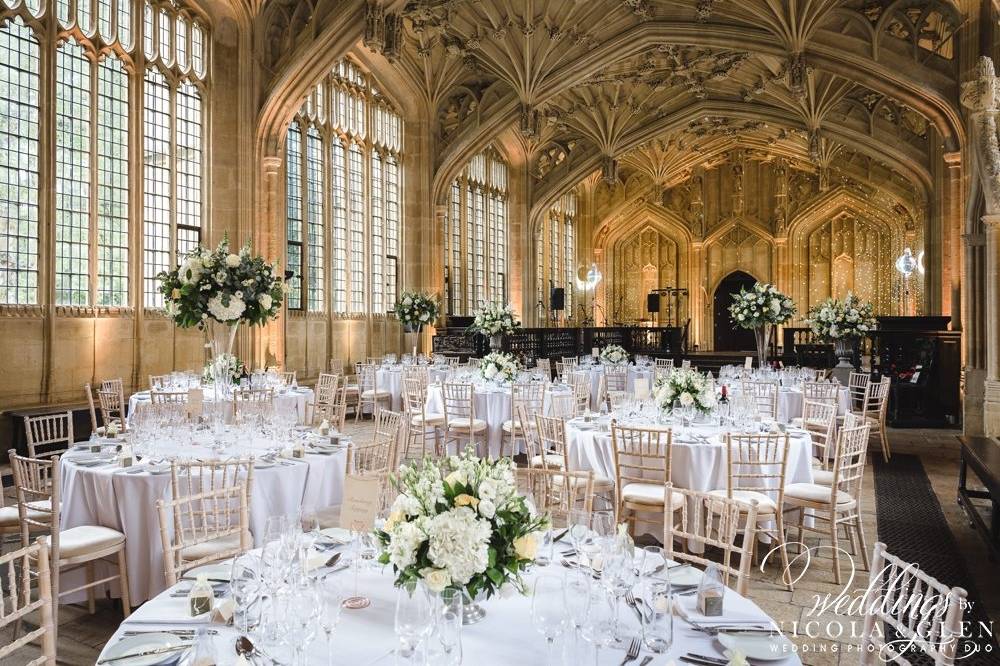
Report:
426,507,491,586
207,294,246,321
225,253,242,268
259,293,273,310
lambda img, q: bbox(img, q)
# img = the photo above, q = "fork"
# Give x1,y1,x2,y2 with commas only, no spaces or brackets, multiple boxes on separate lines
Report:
620,637,641,665
624,591,646,623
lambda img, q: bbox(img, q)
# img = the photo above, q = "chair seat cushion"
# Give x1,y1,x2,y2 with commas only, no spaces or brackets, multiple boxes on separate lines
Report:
529,454,564,469
812,469,835,486
622,483,684,511
784,482,856,508
59,525,125,560
411,413,445,426
707,489,777,514
552,472,614,490
501,419,521,433
447,418,487,433
361,390,391,398
0,500,55,528
180,533,243,561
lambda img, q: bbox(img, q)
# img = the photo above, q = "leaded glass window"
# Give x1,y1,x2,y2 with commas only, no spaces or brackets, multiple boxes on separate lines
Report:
536,192,577,318
285,123,303,310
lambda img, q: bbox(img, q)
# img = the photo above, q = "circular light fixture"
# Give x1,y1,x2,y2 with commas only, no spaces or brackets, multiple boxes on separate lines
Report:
586,262,603,288
895,248,917,278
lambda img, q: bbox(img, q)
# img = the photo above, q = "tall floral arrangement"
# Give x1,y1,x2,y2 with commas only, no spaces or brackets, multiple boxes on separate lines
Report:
470,303,521,336
377,451,549,601
158,235,284,331
728,282,796,329
600,344,629,366
806,293,877,341
394,291,440,333
479,352,520,384
653,367,716,414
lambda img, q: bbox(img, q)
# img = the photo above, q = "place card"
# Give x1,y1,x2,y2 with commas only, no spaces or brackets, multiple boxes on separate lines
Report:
634,377,650,400
187,388,204,418
340,474,382,532
744,356,753,369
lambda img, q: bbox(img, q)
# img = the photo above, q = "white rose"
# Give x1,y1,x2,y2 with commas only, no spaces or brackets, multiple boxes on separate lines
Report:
478,498,496,519
259,293,273,309
770,299,781,315
225,254,241,268
679,392,694,407
483,365,497,379
420,568,451,593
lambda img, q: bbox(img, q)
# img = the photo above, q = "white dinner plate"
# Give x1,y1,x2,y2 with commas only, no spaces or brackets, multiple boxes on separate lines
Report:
717,629,794,661
102,632,188,666
182,561,232,582
668,564,703,588
320,527,352,544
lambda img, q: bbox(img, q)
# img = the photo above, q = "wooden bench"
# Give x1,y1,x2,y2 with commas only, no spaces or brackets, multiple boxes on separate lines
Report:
958,436,1000,560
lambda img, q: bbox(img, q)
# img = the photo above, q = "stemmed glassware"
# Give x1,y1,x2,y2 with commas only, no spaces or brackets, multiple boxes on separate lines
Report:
287,581,321,666
230,553,261,635
394,581,433,663
601,541,637,645
343,527,371,609
532,575,567,666
317,576,344,665
433,588,464,666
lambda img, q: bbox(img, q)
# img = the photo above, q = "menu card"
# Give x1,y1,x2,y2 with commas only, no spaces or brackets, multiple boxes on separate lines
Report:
187,388,204,418
340,474,382,532
744,356,753,369
634,377,650,400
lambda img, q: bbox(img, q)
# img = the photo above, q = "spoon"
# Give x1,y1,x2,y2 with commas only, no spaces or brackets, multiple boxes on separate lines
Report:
236,636,275,665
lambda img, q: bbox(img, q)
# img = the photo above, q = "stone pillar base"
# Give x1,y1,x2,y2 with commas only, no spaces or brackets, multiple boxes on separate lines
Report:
983,379,1000,437
964,368,986,437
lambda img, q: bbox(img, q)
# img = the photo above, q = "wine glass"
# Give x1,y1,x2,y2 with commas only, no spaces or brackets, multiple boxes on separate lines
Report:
395,581,433,662
601,543,637,645
564,569,592,632
581,586,616,664
317,576,344,665
532,575,567,666
568,508,591,558
230,553,261,635
287,582,320,666
435,588,463,666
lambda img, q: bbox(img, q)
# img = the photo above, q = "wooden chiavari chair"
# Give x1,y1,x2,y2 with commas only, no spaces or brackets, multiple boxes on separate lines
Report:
531,413,568,471
329,357,345,375
663,483,757,597
441,383,487,456
156,484,251,586
9,452,131,632
610,422,682,533
606,390,628,411
465,357,480,369
23,412,73,458
357,363,391,422
712,432,792,587
785,422,871,584
401,377,443,461
602,367,628,408
846,371,870,414
401,365,430,387
796,399,838,470
680,360,691,369
84,382,98,435
534,358,551,378
740,380,779,420
132,400,189,426
148,374,170,391
560,356,579,369
859,542,967,666
330,386,349,432
150,390,189,404
309,373,340,425
861,377,891,461
278,370,296,386
570,375,591,415
346,418,397,476
232,387,275,422
0,537,56,665
653,366,673,382
501,382,546,458
655,358,674,369
516,468,594,528
813,368,831,381
341,364,361,418
802,380,839,405
548,392,575,418
97,387,127,432
376,408,407,469
554,362,568,383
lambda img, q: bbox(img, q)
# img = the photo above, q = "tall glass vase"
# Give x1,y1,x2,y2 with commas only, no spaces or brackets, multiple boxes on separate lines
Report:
489,334,503,352
403,322,422,358
206,320,240,398
753,324,771,369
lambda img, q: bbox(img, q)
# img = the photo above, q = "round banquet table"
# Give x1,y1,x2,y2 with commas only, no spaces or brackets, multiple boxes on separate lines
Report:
128,386,315,425
372,365,452,413
59,434,347,605
97,550,802,666
726,385,850,424
425,382,568,458
572,364,654,410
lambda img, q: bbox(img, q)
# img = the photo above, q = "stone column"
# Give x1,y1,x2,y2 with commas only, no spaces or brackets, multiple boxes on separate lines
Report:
943,151,963,329
255,155,284,368
982,215,1000,435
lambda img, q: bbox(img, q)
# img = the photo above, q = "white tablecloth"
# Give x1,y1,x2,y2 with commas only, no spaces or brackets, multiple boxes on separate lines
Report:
97,554,802,666
372,366,451,413
128,387,315,425
572,365,654,410
59,438,346,605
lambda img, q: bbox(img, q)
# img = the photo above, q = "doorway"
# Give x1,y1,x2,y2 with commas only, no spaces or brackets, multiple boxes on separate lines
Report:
713,271,758,351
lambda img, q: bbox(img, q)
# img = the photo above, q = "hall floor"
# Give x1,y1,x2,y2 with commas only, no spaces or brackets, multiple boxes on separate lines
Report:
9,427,998,666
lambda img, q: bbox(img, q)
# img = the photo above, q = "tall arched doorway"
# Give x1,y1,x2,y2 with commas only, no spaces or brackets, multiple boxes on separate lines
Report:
713,271,757,351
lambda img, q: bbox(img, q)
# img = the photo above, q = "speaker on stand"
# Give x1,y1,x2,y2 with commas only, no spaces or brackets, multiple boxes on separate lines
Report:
647,293,660,326
550,288,565,326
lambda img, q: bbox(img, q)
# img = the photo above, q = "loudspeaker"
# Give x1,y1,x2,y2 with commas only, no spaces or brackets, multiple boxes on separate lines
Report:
647,293,661,313
550,288,565,311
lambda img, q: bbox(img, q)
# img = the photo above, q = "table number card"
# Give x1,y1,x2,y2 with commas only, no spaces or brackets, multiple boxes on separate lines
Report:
744,356,753,369
634,377,651,401
340,474,382,532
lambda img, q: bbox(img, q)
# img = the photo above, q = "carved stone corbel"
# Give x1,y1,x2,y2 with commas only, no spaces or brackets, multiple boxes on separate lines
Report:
363,0,403,62
961,56,1000,214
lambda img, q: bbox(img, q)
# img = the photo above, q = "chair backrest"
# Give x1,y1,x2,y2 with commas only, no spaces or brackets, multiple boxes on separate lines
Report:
516,467,594,528
610,423,672,493
8,452,60,559
554,362,568,381
802,381,838,404
373,408,406,468
604,367,628,393
862,377,891,420
663,483,757,597
561,356,578,368
534,414,568,469
512,382,545,420
0,537,56,665
860,542,967,665
442,382,476,423
571,378,590,415
132,400,189,427
830,423,871,502
84,382,98,434
232,388,275,421
515,403,541,458
801,399,837,462
101,377,124,396
548,392,575,419
402,365,430,386
150,390,189,404
170,458,255,509
97,387,126,429
847,371,871,412
813,368,831,381
358,363,378,392
278,370,296,386
654,366,672,382
723,433,790,502
347,436,395,476
329,357,344,374
842,411,865,430
148,374,170,390
402,376,429,415
331,386,349,432
534,358,551,374
740,380,779,420
156,484,251,586
606,390,627,411
23,412,73,458
313,373,341,423
680,359,691,369
655,358,674,368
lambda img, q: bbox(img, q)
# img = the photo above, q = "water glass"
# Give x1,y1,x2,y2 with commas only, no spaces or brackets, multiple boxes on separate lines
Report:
642,580,673,653
563,569,592,631
532,575,567,666
433,589,463,666
395,581,433,662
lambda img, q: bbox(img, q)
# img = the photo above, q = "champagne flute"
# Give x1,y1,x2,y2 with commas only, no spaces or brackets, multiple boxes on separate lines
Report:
395,581,433,662
436,588,463,666
532,575,567,666
318,576,344,665
564,569,592,632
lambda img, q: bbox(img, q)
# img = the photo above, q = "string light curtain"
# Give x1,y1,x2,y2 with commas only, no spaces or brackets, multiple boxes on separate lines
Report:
0,0,209,308
443,147,508,316
284,58,403,315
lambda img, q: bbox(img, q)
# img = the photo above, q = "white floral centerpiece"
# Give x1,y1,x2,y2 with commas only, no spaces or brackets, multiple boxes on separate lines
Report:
470,303,521,351
376,451,550,611
394,291,440,334
653,367,716,414
479,352,520,384
599,344,629,366
805,292,877,341
201,352,245,385
728,282,796,367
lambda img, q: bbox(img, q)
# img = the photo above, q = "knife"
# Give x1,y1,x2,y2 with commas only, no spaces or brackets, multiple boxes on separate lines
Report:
552,529,569,544
97,643,190,664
